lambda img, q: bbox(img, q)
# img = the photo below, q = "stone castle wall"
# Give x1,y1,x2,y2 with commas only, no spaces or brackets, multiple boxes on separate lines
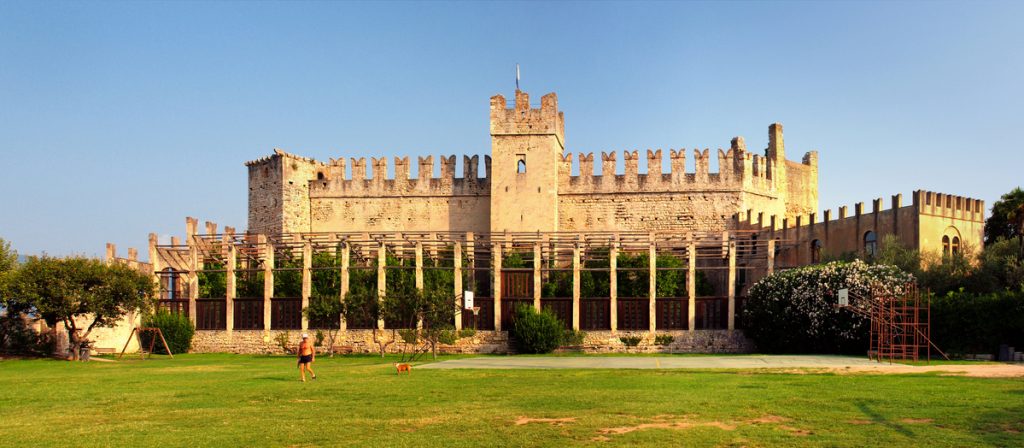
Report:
737,190,985,266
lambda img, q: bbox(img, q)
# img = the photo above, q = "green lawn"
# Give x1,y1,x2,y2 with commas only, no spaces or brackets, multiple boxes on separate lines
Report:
1,354,1021,447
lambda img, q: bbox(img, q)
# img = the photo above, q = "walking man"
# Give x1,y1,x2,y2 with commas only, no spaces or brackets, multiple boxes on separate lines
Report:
297,333,316,382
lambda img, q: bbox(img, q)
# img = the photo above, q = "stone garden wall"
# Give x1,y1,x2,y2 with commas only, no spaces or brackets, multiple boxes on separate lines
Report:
190,329,752,355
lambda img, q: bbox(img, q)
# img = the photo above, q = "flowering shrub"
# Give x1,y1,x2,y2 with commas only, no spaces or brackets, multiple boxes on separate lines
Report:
742,260,914,354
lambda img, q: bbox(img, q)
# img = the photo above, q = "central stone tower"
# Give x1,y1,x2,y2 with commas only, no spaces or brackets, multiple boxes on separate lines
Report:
489,90,565,234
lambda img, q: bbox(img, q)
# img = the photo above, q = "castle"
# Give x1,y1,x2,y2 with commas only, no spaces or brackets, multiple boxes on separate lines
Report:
246,90,817,237
90,87,985,355
245,88,981,262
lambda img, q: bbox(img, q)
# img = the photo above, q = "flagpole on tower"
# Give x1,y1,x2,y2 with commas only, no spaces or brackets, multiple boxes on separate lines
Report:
515,63,520,91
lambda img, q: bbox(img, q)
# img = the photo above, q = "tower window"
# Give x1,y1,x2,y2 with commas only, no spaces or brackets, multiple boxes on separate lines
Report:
952,236,960,255
317,172,325,180
516,154,527,174
942,235,951,256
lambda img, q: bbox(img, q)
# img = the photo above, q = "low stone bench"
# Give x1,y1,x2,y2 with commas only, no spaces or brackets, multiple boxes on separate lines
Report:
330,345,354,354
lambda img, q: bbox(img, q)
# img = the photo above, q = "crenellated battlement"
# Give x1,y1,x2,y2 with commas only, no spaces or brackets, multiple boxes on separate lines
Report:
249,89,819,235
307,154,491,197
913,190,986,221
556,124,816,197
738,190,984,232
489,90,565,148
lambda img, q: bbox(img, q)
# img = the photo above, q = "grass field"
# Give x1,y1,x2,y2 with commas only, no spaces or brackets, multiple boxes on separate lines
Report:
1,354,1021,447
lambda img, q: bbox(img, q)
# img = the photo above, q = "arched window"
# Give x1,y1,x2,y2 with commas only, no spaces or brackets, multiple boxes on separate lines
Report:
811,239,822,264
517,159,527,174
864,231,878,259
941,226,962,258
317,172,325,180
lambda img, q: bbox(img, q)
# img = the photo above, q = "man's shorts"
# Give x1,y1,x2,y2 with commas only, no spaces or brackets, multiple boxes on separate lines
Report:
299,355,313,364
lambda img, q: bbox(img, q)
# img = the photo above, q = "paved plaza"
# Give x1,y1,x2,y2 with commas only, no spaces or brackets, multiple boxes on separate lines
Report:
420,355,1024,377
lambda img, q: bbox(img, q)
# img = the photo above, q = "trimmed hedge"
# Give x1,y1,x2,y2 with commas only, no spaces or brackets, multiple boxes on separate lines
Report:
510,305,565,354
931,290,1024,356
141,311,195,355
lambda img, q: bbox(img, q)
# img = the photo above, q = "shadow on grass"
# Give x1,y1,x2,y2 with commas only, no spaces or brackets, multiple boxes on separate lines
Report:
969,403,1024,445
855,401,913,437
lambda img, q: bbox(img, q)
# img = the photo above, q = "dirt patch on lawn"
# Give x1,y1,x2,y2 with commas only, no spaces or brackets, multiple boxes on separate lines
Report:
831,364,1024,378
596,415,812,439
598,421,737,435
748,415,791,424
514,417,576,426
777,425,812,436
899,418,934,424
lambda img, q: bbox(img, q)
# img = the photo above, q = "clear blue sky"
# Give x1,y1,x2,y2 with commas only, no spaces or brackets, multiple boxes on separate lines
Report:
1,1,1021,258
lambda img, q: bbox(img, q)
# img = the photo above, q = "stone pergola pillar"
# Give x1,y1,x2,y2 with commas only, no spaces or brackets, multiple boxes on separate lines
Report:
572,239,581,331
533,242,542,312
648,233,657,333
415,242,424,329
453,241,462,331
767,238,776,275
148,233,160,289
301,240,312,331
225,240,236,334
687,235,696,332
609,238,618,333
340,242,349,330
414,242,424,290
262,235,273,332
377,242,386,330
727,238,737,331
467,233,476,329
493,241,503,331
186,217,199,325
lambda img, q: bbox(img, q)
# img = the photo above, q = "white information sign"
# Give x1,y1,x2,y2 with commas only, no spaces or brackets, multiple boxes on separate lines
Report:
838,289,849,306
463,291,474,309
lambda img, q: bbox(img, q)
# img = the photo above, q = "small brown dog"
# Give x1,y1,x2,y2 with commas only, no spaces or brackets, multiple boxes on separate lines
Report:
394,363,412,375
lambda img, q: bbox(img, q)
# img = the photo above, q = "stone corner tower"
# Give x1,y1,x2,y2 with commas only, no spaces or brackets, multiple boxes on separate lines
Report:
489,90,565,234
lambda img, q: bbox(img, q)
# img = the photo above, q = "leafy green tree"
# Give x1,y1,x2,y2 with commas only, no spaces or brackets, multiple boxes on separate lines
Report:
873,235,921,275
303,297,344,356
197,261,226,298
379,258,460,360
4,257,155,360
0,237,17,275
969,237,1024,293
273,258,302,297
985,187,1024,245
